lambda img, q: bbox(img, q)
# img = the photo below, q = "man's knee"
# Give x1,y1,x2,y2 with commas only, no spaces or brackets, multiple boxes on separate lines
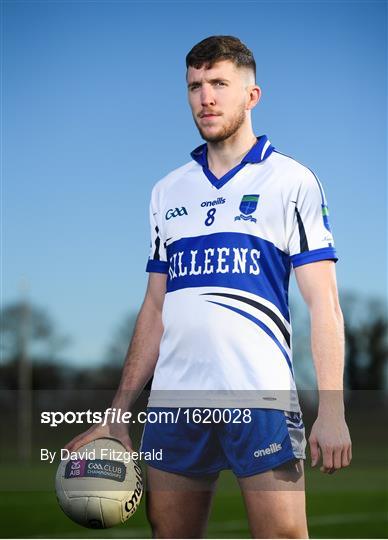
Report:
251,515,308,539
146,510,203,539
275,518,308,539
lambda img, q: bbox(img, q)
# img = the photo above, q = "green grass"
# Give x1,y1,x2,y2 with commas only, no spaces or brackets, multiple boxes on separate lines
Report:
0,465,387,538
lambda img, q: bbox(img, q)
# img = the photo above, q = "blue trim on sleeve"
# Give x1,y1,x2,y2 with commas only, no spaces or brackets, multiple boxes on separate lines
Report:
146,259,169,274
291,247,338,268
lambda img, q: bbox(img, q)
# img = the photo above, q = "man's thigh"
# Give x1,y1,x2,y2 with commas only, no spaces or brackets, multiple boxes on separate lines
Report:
238,459,308,539
145,465,219,539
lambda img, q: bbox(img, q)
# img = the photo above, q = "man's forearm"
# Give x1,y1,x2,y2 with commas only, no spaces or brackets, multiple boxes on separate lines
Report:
295,262,351,471
111,301,163,411
310,300,345,413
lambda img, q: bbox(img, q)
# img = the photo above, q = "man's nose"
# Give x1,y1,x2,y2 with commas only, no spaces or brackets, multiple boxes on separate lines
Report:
201,84,215,106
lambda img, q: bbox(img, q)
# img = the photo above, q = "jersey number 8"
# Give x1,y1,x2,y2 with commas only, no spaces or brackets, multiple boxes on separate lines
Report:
205,208,216,227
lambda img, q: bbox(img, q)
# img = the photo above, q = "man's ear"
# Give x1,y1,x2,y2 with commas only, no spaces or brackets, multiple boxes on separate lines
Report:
246,85,261,111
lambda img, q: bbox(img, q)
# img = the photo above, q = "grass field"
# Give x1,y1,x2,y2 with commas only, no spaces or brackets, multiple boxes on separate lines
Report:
0,463,387,538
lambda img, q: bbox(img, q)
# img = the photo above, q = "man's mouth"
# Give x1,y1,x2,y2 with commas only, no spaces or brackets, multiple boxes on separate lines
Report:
199,112,221,119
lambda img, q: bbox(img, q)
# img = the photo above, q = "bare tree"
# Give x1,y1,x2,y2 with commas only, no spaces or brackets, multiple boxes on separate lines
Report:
0,300,71,460
1,301,70,365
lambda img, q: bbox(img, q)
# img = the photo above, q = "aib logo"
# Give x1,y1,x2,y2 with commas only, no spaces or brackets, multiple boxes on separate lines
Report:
165,207,188,220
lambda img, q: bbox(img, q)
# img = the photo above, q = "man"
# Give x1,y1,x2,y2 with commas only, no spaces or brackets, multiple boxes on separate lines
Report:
66,36,352,538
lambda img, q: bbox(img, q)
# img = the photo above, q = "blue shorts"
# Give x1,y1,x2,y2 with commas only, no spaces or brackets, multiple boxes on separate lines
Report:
140,408,306,477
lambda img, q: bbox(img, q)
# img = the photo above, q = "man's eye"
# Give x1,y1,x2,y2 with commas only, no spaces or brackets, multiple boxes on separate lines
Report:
190,85,200,91
215,81,226,87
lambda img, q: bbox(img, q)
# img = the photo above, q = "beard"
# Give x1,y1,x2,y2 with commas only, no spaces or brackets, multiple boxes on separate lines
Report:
194,102,247,143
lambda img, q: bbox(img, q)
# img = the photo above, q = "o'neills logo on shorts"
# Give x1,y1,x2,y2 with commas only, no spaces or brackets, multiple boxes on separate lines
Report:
253,443,282,458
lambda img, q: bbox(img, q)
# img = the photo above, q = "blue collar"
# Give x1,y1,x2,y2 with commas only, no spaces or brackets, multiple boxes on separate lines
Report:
190,135,274,189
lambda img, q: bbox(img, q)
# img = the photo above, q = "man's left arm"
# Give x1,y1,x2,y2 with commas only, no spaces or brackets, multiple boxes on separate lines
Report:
295,260,352,473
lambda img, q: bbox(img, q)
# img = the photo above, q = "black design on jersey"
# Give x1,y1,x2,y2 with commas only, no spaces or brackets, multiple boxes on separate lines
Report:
153,225,161,261
295,207,309,253
200,291,290,347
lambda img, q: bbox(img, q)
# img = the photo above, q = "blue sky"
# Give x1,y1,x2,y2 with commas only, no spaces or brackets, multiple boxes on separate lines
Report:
2,0,387,365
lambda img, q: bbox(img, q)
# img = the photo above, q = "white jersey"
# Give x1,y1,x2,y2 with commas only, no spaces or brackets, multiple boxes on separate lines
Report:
145,136,337,411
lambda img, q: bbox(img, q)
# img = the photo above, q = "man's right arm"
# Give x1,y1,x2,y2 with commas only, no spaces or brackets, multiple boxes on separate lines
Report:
112,272,166,411
65,272,167,452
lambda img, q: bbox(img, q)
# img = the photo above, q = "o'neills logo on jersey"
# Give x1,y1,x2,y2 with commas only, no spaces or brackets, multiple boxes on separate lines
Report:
168,247,260,280
201,197,226,207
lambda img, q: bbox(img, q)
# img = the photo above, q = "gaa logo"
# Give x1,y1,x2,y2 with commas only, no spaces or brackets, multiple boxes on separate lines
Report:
165,207,188,220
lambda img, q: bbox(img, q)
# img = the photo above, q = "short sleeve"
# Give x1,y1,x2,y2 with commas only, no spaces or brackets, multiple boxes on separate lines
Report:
288,169,338,268
145,187,169,274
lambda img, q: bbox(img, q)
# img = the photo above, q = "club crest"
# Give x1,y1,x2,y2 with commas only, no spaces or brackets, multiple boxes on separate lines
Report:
234,194,260,223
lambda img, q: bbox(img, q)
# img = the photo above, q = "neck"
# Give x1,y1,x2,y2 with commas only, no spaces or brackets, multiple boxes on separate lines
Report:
206,124,257,178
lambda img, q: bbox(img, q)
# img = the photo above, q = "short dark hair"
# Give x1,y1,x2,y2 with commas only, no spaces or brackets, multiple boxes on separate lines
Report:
186,35,256,79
